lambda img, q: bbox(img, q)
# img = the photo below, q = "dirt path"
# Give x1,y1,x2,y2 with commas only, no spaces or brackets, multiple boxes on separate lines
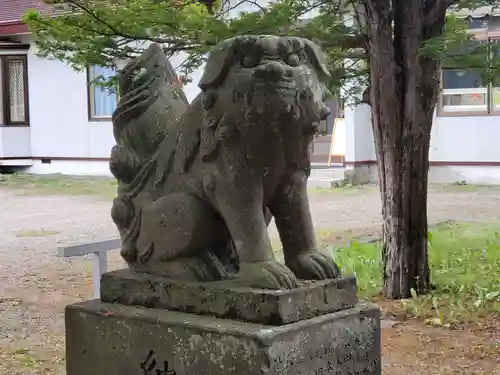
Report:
382,319,500,374
1,185,499,374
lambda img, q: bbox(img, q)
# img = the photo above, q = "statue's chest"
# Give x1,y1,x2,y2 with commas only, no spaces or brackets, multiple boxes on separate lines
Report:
250,135,290,199
245,129,286,167
224,124,306,196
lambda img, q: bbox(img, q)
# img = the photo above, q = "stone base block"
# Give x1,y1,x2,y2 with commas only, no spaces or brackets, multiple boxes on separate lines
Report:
66,300,381,375
100,269,358,325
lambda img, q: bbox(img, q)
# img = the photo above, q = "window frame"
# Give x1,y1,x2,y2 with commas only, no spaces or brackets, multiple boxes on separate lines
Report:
86,65,118,122
486,31,500,116
438,30,500,117
1,55,29,126
439,69,490,116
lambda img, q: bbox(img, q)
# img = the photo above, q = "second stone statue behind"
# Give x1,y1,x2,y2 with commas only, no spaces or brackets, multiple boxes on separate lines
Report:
109,34,341,290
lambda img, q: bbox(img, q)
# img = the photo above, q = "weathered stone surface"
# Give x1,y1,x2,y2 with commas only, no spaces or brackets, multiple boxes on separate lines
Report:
110,36,341,290
65,300,381,375
100,269,358,325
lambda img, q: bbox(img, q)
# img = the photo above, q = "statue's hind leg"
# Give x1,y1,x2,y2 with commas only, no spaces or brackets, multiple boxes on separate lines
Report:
130,193,232,281
134,251,231,282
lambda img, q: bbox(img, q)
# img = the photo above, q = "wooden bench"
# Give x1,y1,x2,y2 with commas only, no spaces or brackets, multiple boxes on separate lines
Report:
57,238,122,298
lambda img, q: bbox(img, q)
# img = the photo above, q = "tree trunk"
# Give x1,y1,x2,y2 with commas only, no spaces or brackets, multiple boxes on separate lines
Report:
362,0,447,299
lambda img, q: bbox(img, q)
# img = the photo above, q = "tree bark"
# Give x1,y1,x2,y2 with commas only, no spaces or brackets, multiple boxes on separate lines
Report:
362,0,446,299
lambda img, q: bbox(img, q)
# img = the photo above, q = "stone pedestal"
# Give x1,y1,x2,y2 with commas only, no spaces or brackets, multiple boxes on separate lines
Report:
65,270,381,375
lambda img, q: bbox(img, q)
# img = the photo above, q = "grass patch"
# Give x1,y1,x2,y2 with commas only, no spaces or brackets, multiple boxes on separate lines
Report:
330,221,500,327
15,229,60,238
0,173,117,200
431,182,500,193
8,349,44,369
0,173,376,200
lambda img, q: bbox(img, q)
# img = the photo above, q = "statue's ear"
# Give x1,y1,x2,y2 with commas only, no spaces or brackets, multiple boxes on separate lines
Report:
302,39,331,80
198,41,235,91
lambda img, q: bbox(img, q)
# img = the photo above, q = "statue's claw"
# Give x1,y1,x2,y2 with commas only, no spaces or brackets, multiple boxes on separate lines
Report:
236,261,299,289
287,251,341,280
120,241,137,264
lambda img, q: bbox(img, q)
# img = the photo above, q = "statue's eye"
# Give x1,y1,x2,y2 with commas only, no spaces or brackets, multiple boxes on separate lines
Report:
285,53,300,67
241,55,260,68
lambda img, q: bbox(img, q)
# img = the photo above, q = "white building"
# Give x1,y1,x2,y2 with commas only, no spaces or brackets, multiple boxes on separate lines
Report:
0,0,116,174
1,2,499,185
344,7,500,185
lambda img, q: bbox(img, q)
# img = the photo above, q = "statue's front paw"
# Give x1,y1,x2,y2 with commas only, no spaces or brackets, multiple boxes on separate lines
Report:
236,261,299,289
120,241,137,263
287,251,341,280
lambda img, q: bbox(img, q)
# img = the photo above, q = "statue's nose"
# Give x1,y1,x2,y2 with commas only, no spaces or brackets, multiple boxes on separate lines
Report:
253,61,286,81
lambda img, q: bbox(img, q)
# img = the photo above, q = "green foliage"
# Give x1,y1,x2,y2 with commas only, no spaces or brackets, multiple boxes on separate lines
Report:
24,0,500,98
23,0,220,72
24,0,500,102
331,222,500,326
330,238,382,296
22,0,359,95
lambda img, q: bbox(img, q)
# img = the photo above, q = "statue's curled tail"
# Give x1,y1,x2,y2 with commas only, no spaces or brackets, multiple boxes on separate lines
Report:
109,43,188,262
110,43,188,183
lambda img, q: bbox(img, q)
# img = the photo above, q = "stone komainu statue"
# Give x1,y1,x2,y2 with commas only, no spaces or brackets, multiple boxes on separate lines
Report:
110,35,341,289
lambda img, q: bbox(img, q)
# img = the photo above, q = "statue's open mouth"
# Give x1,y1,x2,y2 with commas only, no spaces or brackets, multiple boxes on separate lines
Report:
250,82,297,98
244,91,299,122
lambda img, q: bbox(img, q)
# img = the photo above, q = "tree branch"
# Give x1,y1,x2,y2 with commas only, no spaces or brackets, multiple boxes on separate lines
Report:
61,0,196,47
424,0,458,28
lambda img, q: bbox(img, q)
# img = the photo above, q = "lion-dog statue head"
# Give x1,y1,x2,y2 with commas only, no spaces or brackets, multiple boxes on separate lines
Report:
196,35,331,163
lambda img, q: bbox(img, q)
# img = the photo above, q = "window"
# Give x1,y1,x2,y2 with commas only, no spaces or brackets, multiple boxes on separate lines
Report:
441,68,487,113
88,65,117,120
439,37,500,116
0,56,28,126
468,17,489,30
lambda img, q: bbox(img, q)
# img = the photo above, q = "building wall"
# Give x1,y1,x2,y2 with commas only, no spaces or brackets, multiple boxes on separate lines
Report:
24,44,114,175
0,34,116,174
430,116,500,162
0,127,32,167
428,115,500,184
0,46,35,166
344,104,500,185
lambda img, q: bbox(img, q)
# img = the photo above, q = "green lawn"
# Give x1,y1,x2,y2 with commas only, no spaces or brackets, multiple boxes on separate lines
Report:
0,173,118,200
331,221,500,326
0,173,374,199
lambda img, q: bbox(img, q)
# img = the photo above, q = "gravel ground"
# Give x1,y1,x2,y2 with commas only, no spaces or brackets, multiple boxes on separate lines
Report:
1,184,500,374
